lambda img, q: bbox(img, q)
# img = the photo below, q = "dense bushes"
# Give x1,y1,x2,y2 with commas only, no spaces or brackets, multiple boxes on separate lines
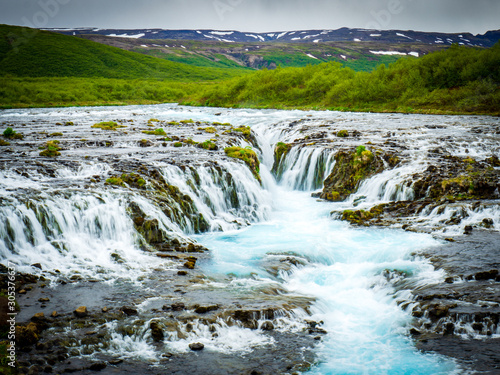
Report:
187,43,500,114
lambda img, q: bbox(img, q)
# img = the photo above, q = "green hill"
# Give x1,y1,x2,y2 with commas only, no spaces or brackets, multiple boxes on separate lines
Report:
186,43,500,115
0,24,249,81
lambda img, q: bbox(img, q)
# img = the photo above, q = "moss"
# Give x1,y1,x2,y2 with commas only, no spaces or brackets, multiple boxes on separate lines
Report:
49,132,63,137
65,121,74,126
232,126,252,141
180,119,194,124
142,128,166,135
91,121,126,130
322,191,341,201
173,142,183,147
321,146,385,201
224,146,261,182
2,127,23,139
463,157,476,164
441,175,473,191
168,121,180,125
337,130,349,137
105,177,124,186
183,138,197,145
148,118,160,123
0,139,9,146
198,140,218,150
199,126,217,133
39,140,61,157
341,205,384,226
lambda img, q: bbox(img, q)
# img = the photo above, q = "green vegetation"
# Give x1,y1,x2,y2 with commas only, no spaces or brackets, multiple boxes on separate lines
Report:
337,130,349,137
0,24,498,116
187,43,500,115
0,139,9,146
198,140,218,150
2,127,23,139
142,128,166,135
0,25,247,82
105,177,124,186
39,140,61,157
173,142,183,147
224,146,260,181
91,121,126,130
199,126,217,133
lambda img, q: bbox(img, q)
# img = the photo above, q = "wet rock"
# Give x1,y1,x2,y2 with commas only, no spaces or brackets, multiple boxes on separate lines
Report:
188,342,204,351
320,147,386,201
163,302,185,311
31,263,42,269
177,270,188,276
427,304,450,321
89,362,107,371
194,305,219,314
74,306,88,318
409,328,421,336
120,306,138,316
464,225,473,235
150,321,164,341
16,322,40,347
475,270,498,281
261,321,274,331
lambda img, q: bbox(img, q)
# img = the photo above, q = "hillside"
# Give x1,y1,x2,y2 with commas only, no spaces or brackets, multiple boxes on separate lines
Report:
0,24,250,81
185,43,500,115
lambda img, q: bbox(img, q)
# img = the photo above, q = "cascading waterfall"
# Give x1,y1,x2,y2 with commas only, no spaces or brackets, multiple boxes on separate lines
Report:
2,104,498,373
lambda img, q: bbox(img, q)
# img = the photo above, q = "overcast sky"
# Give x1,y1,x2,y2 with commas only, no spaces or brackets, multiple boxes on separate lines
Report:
1,0,498,35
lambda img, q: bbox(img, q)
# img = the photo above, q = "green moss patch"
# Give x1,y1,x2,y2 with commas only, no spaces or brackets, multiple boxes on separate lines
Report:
91,121,126,130
224,146,260,182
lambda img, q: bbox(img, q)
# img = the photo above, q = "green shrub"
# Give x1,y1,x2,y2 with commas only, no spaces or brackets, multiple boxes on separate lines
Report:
198,140,218,150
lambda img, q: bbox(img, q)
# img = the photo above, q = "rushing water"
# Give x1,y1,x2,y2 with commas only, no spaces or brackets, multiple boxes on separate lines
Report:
1,104,498,373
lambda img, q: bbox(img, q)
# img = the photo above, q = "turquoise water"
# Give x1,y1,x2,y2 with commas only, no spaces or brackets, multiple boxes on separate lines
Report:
196,185,458,374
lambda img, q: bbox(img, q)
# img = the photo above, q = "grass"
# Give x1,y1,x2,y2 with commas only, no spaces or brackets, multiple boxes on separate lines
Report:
91,121,127,130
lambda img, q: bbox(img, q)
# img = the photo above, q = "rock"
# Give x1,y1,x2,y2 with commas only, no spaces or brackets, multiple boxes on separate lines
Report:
89,362,107,371
184,261,195,269
150,321,164,342
177,270,188,276
464,225,473,235
188,342,204,351
32,312,45,321
102,307,109,312
74,306,88,318
38,297,50,302
120,306,138,316
475,269,498,280
194,305,219,314
409,328,421,335
16,322,39,347
31,263,42,269
260,321,274,331
427,304,450,321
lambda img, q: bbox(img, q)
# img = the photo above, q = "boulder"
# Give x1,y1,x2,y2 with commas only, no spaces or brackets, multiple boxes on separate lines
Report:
188,342,204,351
74,306,88,318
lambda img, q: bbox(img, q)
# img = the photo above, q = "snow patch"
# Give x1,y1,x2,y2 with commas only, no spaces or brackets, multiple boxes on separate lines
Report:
291,37,301,41
196,31,202,34
340,55,346,60
370,34,381,37
181,45,186,49
313,39,321,43
276,31,288,39
140,44,148,47
408,51,419,57
353,38,361,42
210,31,234,36
435,40,444,44
245,34,264,41
306,53,318,60
267,33,275,37
396,32,412,39
107,33,145,39
370,50,407,55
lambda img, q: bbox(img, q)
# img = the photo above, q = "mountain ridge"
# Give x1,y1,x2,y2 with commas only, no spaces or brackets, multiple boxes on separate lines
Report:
45,27,500,47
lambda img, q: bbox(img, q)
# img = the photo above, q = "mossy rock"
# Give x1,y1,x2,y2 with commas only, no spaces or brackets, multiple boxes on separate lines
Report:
0,139,10,146
272,142,292,177
142,128,166,136
225,146,261,182
336,130,349,137
321,146,385,201
91,121,126,130
198,140,218,151
341,205,385,226
39,140,61,157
